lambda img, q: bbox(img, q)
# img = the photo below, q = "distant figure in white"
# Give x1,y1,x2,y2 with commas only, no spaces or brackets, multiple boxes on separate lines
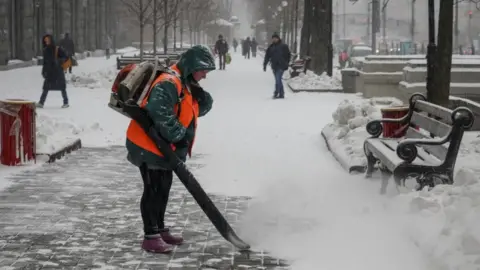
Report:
105,35,113,59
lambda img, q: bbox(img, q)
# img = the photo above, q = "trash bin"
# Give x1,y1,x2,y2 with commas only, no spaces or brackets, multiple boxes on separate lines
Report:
380,106,410,138
341,68,360,93
0,99,36,165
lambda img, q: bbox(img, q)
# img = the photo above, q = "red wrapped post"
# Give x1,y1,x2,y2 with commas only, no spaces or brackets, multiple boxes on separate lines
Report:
0,99,36,165
380,106,410,138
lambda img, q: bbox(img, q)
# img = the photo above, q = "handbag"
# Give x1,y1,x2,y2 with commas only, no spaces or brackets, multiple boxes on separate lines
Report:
55,46,72,71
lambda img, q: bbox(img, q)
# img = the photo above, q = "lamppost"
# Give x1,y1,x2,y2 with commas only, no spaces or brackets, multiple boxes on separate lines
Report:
426,0,436,100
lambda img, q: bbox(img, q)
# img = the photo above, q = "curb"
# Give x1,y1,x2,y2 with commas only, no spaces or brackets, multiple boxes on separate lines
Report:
321,130,365,174
36,139,82,163
288,82,344,93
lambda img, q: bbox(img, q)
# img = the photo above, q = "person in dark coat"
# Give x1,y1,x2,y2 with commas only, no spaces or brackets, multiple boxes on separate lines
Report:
214,34,229,70
250,37,258,58
243,37,251,59
263,33,291,99
58,33,74,73
37,34,69,108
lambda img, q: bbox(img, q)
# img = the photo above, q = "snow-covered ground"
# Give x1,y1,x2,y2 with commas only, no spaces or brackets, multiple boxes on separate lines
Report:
0,47,479,270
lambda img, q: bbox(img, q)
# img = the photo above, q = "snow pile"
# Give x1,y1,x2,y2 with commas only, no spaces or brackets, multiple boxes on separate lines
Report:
388,166,480,270
8,59,25,65
36,113,83,154
66,67,117,89
116,47,138,55
288,70,342,91
322,97,403,170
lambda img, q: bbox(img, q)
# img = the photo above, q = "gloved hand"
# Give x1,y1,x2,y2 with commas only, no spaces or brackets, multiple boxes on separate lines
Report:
263,66,267,72
190,82,206,101
42,71,47,79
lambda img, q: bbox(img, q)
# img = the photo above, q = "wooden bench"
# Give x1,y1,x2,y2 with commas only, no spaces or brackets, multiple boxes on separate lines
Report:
363,93,474,192
128,53,181,59
289,54,311,78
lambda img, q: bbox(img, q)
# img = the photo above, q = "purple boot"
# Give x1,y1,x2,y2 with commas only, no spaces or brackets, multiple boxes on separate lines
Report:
141,236,173,253
160,228,184,245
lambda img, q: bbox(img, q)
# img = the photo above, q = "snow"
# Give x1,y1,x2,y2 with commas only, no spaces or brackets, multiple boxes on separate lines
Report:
366,54,480,60
353,45,372,51
8,59,25,65
0,51,130,190
400,81,480,88
207,18,234,27
287,70,342,91
115,46,138,55
318,97,480,270
321,97,403,171
0,47,480,270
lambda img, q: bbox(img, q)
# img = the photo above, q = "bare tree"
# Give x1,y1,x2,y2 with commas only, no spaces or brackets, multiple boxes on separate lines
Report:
185,0,218,45
120,0,154,60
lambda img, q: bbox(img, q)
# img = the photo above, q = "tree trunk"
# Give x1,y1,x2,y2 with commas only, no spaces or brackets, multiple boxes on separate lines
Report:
180,8,183,49
431,0,453,106
163,0,168,54
139,0,144,60
289,0,295,49
309,0,328,74
299,0,311,57
153,0,157,55
173,12,177,51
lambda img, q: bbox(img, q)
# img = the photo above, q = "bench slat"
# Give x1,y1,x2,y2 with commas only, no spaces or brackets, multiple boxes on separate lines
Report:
365,139,399,171
410,112,451,137
405,127,448,160
414,100,453,125
365,138,441,172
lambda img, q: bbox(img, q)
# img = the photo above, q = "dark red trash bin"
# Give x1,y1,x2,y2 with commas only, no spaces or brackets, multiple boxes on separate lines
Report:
0,99,36,166
380,106,410,138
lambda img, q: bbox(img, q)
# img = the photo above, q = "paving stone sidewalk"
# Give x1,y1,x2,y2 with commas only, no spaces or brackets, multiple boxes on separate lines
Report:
0,147,289,270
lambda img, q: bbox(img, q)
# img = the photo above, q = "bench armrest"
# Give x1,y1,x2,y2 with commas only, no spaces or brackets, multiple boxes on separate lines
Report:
396,136,447,163
395,107,474,163
365,115,409,138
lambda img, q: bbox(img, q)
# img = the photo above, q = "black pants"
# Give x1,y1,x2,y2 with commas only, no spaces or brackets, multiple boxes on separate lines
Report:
39,89,69,105
140,164,173,235
218,53,226,70
244,50,250,59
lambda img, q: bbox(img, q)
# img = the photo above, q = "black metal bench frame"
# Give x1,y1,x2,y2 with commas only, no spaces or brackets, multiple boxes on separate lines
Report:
363,93,474,192
289,54,311,78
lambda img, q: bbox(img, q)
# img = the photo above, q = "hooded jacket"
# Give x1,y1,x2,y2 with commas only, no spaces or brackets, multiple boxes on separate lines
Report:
126,45,216,169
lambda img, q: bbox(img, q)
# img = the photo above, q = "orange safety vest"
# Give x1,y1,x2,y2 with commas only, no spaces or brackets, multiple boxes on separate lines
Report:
126,65,199,157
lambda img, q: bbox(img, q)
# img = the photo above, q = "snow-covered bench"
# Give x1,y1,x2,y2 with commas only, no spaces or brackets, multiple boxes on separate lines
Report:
363,93,474,192
116,54,179,70
289,54,311,78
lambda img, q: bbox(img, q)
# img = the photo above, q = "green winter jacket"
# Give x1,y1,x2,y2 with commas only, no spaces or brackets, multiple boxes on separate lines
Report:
126,45,216,169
